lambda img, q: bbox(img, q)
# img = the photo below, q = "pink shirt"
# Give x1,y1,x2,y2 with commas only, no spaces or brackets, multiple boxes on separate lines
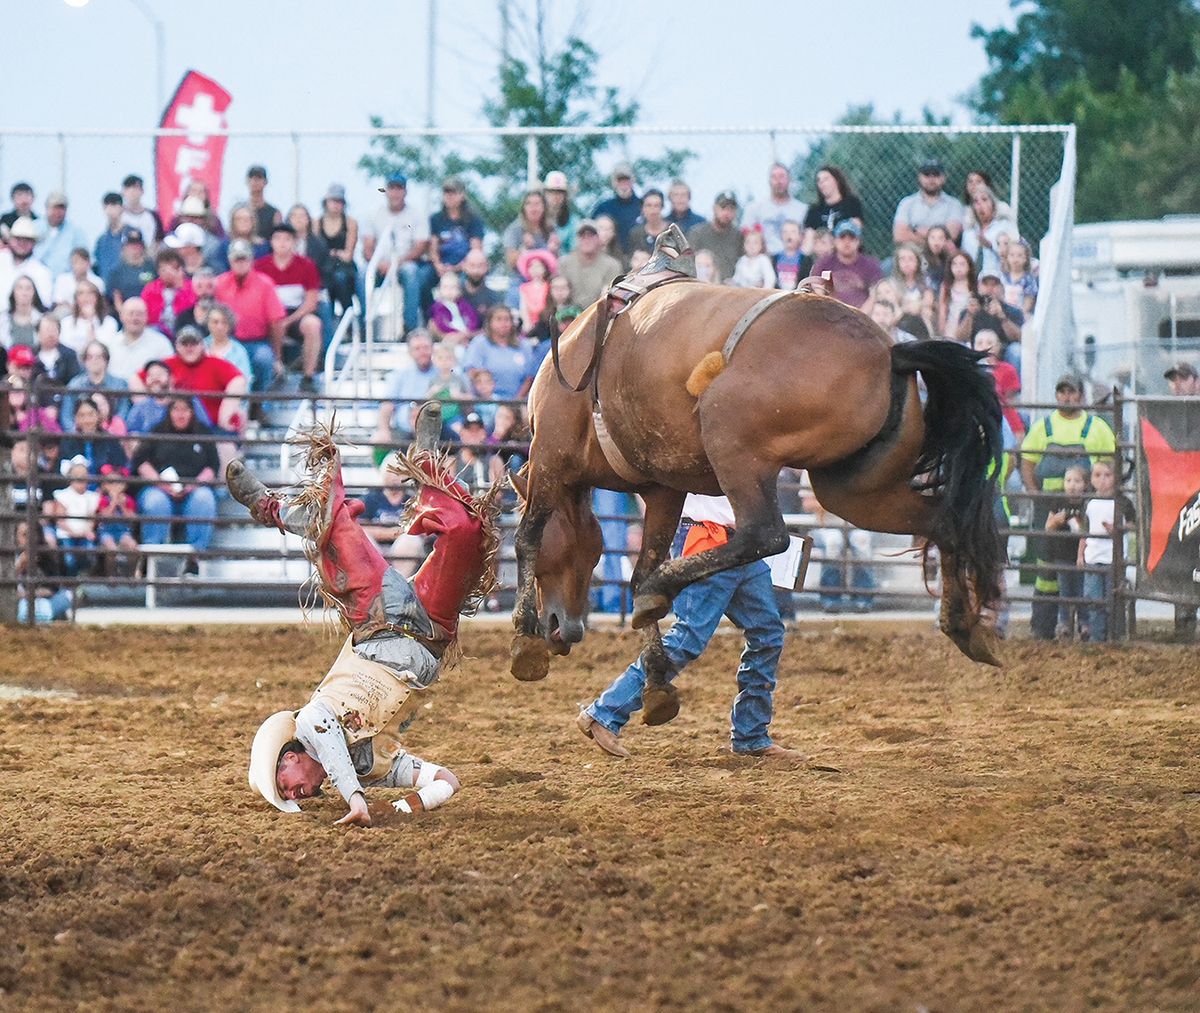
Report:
214,269,285,341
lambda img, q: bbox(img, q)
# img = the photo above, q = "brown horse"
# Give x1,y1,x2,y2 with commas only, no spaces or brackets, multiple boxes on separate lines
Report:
510,282,1003,717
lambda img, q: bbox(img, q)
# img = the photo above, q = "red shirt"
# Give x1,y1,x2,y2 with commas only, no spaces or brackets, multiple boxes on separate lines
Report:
213,269,285,341
989,359,1024,436
253,253,321,312
140,277,197,337
161,353,243,425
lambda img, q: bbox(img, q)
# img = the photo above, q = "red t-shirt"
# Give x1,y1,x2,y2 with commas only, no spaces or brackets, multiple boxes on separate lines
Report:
161,353,243,426
989,359,1024,436
253,253,321,312
213,269,286,341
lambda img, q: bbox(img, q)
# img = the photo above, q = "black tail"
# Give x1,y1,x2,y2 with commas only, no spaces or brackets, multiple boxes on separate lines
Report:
891,341,1004,602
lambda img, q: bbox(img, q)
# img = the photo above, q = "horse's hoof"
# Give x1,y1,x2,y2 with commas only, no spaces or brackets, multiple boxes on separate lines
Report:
510,635,550,682
642,683,680,726
631,592,672,629
966,623,1003,667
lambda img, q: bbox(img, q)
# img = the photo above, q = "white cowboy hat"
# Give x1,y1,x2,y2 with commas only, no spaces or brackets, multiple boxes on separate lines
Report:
248,710,301,813
8,217,38,240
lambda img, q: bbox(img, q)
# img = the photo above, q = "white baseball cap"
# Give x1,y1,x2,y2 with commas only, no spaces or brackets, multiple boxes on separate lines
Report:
164,222,206,249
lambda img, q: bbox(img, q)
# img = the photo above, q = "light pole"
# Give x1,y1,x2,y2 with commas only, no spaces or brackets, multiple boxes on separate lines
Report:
65,0,166,114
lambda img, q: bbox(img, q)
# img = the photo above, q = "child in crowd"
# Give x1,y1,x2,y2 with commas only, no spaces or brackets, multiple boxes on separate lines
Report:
628,249,651,273
773,221,811,291
731,226,776,288
1078,458,1133,642
938,251,977,340
95,464,139,576
695,249,722,284
50,457,100,575
1045,462,1089,640
922,224,953,292
428,271,482,346
810,226,835,263
1001,238,1039,316
426,341,470,434
517,249,556,335
470,368,499,432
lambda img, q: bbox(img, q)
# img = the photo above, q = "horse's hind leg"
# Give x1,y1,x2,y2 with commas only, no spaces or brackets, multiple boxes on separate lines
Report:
511,502,551,682
938,547,1002,667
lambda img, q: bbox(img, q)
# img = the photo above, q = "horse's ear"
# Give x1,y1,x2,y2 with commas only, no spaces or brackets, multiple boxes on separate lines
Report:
508,464,529,505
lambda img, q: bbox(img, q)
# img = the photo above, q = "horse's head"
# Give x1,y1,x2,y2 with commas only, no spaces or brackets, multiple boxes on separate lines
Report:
512,468,601,655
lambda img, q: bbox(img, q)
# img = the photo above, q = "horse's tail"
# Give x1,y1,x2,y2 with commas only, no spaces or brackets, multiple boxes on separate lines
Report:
891,341,1004,602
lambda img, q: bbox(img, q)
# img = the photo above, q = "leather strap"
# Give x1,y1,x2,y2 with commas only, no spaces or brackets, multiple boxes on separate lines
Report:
721,290,794,363
592,409,647,485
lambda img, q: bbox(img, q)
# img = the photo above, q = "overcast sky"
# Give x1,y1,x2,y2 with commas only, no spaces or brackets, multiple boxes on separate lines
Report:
5,0,1017,236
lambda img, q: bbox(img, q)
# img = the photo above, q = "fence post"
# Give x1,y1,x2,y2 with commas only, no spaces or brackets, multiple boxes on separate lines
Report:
24,425,40,626
0,393,14,625
525,134,539,190
1009,133,1022,226
1110,388,1127,640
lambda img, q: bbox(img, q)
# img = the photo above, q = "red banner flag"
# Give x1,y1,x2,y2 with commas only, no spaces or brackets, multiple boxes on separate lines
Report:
155,70,233,229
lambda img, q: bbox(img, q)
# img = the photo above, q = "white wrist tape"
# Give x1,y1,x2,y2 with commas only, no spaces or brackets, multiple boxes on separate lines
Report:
416,779,454,811
414,761,443,789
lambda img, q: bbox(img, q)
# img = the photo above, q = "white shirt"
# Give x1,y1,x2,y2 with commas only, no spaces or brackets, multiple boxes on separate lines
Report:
104,327,173,382
743,197,809,255
365,203,430,262
1083,498,1117,566
0,248,54,306
52,269,105,307
61,314,119,355
683,494,736,528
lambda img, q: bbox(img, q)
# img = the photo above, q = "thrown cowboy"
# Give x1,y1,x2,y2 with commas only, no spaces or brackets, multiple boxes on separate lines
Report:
234,402,500,827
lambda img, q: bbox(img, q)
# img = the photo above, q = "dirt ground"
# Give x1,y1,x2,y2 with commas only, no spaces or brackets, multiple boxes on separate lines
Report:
1,623,1198,1012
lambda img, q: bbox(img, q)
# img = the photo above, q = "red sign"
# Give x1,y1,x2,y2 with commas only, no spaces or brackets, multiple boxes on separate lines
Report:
1137,403,1200,601
155,71,233,229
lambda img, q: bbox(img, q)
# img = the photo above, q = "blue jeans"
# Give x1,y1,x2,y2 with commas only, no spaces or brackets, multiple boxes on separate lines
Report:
19,589,72,623
398,261,434,332
1057,566,1084,629
58,535,94,576
591,488,633,614
587,556,784,752
1082,570,1112,641
138,486,217,551
241,339,278,393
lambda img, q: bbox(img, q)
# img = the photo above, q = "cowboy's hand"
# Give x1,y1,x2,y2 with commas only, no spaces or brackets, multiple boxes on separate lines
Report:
335,792,372,828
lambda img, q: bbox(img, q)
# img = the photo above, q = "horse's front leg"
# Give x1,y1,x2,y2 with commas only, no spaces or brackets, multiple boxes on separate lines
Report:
510,502,552,682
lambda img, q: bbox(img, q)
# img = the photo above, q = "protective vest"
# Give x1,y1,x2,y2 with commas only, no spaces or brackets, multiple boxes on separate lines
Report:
1033,413,1094,489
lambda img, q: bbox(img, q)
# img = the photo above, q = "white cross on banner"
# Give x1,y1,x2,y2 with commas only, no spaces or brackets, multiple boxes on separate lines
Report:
155,70,233,230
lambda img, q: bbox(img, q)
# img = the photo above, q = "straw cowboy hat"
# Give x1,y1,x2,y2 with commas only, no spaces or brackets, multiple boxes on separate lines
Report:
248,710,300,812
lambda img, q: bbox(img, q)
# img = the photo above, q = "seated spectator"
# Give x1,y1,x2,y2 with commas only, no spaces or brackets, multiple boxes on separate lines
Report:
937,251,977,339
286,204,334,340
360,462,425,577
557,219,623,308
371,330,436,449
104,296,173,382
892,160,964,246
591,163,641,256
487,403,529,484
164,222,211,279
960,186,1019,278
32,316,80,416
954,273,1023,352
922,224,953,292
216,204,269,273
469,368,499,431
429,271,482,346
974,329,1023,437
866,279,920,344
695,249,722,285
213,240,286,392
517,248,556,334
687,191,744,280
141,248,196,339
430,175,485,278
95,464,140,576
61,280,118,355
626,189,670,259
362,173,433,334
124,360,205,436
743,163,808,256
962,170,1014,231
52,246,104,308
455,411,493,490
665,179,706,234
773,221,811,292
731,226,776,288
526,274,582,372
34,192,89,279
174,265,217,333
0,275,46,348
15,520,72,624
1001,238,1038,316
168,183,225,236
542,171,579,254
891,242,934,332
254,223,322,392
0,216,53,307
93,192,126,283
5,341,35,386
503,189,553,287
61,340,129,428
1,182,37,236
104,227,155,311
463,306,535,401
131,396,219,570
160,325,247,433
459,249,501,318
51,456,99,575
810,220,883,308
426,342,471,432
314,184,358,313
594,215,624,267
6,374,61,434
802,165,864,251
202,303,253,382
59,397,128,475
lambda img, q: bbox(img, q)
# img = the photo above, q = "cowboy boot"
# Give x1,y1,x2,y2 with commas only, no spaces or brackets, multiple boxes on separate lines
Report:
412,400,443,455
226,459,288,530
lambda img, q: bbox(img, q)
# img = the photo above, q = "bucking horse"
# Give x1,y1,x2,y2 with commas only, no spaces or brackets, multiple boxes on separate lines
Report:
510,226,1003,725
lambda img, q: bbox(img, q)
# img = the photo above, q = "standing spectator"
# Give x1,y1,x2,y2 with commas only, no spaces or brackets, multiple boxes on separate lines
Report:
687,191,744,281
105,227,156,311
974,329,1023,437
315,183,358,313
962,170,1014,231
254,224,322,392
244,165,282,240
626,189,671,259
1079,457,1132,643
731,227,776,288
802,165,864,250
961,187,1020,279
1001,238,1038,315
744,163,809,257
1,182,37,236
463,306,535,400
428,272,481,346
371,329,436,447
0,217,54,306
161,325,247,432
217,205,270,271
665,179,706,234
120,174,164,247
1044,463,1089,640
104,296,173,382
459,249,501,319
591,163,642,255
131,396,219,570
1165,361,1200,396
558,220,623,308
922,224,953,293
0,276,46,349
772,221,811,291
360,462,425,577
140,249,196,339
93,192,126,281
362,173,431,334
542,171,579,254
516,248,556,335
1020,375,1117,640
937,251,977,340
61,340,128,431
810,220,883,309
213,240,286,392
95,465,140,576
52,247,105,308
168,183,226,238
35,192,89,278
892,160,964,246
202,303,253,381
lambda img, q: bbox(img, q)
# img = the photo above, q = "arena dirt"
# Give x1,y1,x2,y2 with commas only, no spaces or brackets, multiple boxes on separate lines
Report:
1,624,1197,1012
